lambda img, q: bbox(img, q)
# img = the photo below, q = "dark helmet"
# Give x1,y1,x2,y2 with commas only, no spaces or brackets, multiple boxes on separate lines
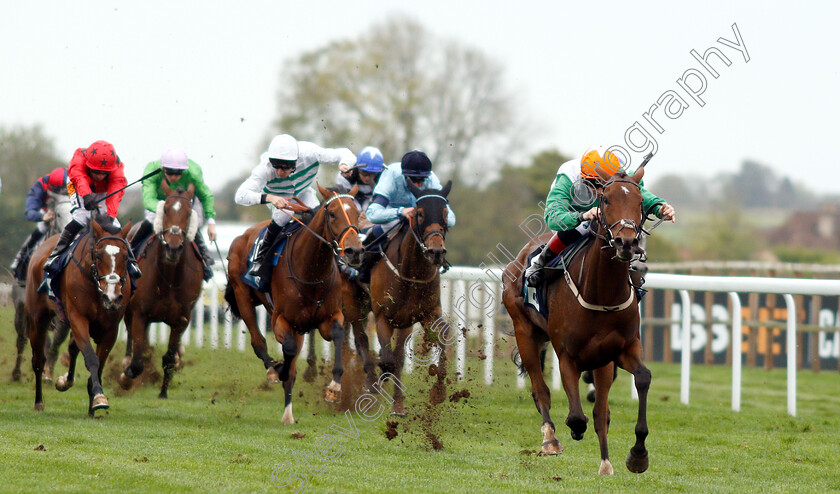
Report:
401,150,432,178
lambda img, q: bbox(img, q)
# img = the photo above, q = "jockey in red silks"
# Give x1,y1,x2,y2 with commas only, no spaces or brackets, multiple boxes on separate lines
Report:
43,140,139,281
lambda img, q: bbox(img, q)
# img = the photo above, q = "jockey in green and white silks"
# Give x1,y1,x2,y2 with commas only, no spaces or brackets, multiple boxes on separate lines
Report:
131,147,217,280
234,134,356,283
524,145,676,289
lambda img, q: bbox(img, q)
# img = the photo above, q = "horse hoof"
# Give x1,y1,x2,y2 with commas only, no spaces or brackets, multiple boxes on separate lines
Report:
586,389,596,403
303,367,317,383
324,380,341,403
55,375,74,392
390,406,407,417
34,402,45,412
11,370,21,382
265,367,281,384
281,405,294,425
158,393,168,400
42,371,53,383
540,439,563,455
117,372,133,390
92,394,110,410
120,356,132,369
599,459,614,475
626,449,649,473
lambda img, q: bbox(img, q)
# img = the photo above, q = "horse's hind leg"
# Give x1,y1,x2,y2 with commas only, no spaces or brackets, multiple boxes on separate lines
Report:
159,322,188,399
351,319,377,391
28,312,49,411
279,333,304,425
85,328,118,416
118,312,149,389
593,363,616,475
303,333,318,382
374,314,405,415
55,339,79,392
617,341,651,474
13,303,28,381
235,286,276,381
512,317,561,454
558,354,588,441
45,319,70,382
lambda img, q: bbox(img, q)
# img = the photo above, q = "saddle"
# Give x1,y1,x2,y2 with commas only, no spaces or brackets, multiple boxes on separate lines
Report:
241,221,302,292
522,235,593,318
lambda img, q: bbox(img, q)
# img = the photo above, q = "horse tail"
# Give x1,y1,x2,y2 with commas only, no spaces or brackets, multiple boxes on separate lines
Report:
511,347,528,377
224,282,242,321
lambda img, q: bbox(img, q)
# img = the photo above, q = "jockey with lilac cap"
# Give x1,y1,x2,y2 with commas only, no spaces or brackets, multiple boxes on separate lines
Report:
235,134,355,286
131,147,218,280
354,150,456,284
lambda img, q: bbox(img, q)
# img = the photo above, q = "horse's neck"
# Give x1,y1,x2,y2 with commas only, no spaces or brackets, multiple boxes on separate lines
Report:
291,213,334,276
577,233,631,303
396,227,436,279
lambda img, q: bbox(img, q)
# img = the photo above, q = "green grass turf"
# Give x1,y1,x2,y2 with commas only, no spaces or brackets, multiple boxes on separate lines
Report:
0,306,838,493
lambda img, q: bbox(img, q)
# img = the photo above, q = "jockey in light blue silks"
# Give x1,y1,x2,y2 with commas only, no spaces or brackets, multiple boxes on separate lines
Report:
354,150,456,284
234,134,355,286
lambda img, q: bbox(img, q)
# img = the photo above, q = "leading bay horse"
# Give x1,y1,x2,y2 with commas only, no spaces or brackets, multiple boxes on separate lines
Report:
225,184,363,424
26,218,133,416
502,166,651,475
117,182,204,398
370,180,452,415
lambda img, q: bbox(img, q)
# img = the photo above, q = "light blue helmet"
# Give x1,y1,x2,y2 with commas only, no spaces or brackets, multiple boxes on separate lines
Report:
356,146,384,173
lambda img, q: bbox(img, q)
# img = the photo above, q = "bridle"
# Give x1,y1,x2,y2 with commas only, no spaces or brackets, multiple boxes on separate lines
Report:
382,194,450,283
157,194,193,251
285,194,359,258
593,177,647,262
75,232,130,299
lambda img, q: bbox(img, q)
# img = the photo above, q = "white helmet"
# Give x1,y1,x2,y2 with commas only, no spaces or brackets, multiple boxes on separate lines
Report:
160,146,189,170
268,134,299,161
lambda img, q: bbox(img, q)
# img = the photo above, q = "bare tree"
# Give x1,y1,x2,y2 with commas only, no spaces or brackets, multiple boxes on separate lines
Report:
273,16,519,183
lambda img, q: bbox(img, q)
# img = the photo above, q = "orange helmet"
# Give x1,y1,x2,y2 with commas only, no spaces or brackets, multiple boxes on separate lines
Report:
580,145,622,179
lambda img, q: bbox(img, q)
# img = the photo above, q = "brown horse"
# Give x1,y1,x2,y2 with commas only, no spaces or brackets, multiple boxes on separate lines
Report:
117,183,204,398
26,218,133,416
225,184,364,424
502,166,651,475
369,180,452,415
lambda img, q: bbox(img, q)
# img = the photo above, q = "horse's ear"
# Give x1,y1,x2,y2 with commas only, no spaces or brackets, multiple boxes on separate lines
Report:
349,184,359,197
91,220,104,239
440,180,452,198
186,182,195,198
594,165,613,182
161,177,172,196
630,165,645,184
119,221,132,239
406,178,423,197
317,183,332,201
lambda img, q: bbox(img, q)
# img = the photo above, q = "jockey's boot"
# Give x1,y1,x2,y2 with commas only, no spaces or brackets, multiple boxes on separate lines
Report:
10,227,46,276
629,264,647,301
129,219,154,257
356,225,386,284
43,220,83,277
525,244,560,287
247,221,284,282
193,230,215,281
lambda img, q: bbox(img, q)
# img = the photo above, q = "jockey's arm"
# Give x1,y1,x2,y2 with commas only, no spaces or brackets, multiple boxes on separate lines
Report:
235,163,272,207
365,194,400,224
141,161,161,212
103,169,128,218
189,161,216,221
544,175,585,231
24,179,48,222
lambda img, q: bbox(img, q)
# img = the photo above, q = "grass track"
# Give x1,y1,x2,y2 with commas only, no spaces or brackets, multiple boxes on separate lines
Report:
1,306,839,493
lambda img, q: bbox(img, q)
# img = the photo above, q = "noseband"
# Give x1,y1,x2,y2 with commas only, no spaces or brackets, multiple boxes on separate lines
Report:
86,235,130,297
321,193,360,257
158,194,193,250
407,194,448,256
594,178,645,260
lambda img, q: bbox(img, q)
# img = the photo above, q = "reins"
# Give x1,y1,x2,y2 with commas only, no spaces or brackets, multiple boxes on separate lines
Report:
381,195,450,284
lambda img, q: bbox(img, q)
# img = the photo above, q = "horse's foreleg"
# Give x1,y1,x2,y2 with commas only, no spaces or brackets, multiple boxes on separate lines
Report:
28,311,49,411
118,312,149,389
558,354,587,441
302,333,318,382
321,315,345,403
159,322,188,399
617,342,651,474
374,314,401,414
593,363,616,475
235,287,275,379
271,315,297,384
421,313,450,406
45,319,70,382
513,321,560,454
13,304,28,382
352,319,377,391
280,332,304,426
55,339,79,392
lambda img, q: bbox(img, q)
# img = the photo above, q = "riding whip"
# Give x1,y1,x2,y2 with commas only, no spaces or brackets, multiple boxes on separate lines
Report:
213,239,229,283
95,168,163,205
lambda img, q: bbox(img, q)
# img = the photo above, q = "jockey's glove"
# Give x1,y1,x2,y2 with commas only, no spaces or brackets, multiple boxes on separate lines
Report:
82,194,98,211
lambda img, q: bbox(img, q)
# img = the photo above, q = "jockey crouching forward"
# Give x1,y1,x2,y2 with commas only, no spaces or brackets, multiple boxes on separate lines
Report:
524,145,675,293
43,140,140,284
356,150,456,284
130,147,217,281
234,134,356,287
335,146,385,281
10,167,69,281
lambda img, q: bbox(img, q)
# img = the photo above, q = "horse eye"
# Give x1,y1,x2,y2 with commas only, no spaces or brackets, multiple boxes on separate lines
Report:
602,197,610,205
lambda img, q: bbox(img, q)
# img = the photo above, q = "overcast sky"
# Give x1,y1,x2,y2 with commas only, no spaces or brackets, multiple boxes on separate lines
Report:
1,1,837,193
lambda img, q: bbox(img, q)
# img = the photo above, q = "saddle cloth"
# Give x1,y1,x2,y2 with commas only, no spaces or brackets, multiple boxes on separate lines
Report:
522,235,593,318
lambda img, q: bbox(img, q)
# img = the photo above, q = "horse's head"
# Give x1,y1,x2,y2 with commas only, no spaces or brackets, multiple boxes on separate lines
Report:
91,220,133,311
317,184,364,267
155,181,197,264
406,179,452,266
595,166,645,262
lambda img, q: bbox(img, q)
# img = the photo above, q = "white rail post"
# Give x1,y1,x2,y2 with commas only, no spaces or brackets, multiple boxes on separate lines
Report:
679,289,691,405
321,335,331,363
631,301,642,400
483,282,496,386
223,309,232,349
299,333,310,362
729,292,742,412
209,285,219,349
551,350,561,390
404,324,416,374
149,322,158,345
454,279,467,380
237,320,246,351
784,294,797,417
120,320,127,342
195,289,205,348
257,306,267,338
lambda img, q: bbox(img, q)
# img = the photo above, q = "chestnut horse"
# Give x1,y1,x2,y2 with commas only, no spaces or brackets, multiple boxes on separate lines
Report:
502,166,651,475
225,184,363,424
369,180,452,415
117,183,204,398
26,218,133,416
